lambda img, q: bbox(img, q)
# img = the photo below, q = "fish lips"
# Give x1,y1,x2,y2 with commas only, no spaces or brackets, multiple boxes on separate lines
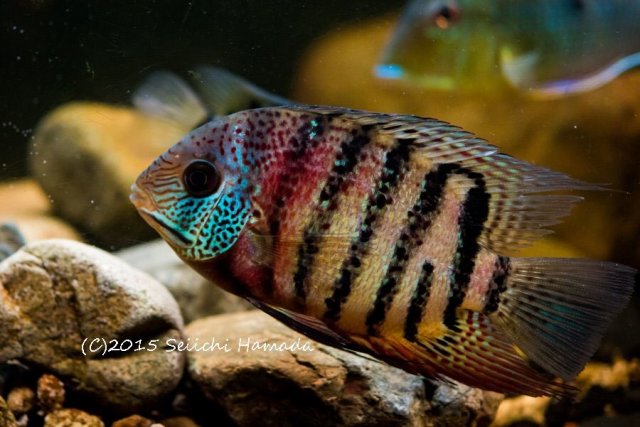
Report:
129,183,196,248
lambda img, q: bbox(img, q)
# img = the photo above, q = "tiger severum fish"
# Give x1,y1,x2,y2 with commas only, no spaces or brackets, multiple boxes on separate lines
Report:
130,67,636,397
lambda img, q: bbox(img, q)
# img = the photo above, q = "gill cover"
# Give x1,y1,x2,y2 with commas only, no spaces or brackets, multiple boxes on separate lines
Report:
133,144,254,261
179,158,253,261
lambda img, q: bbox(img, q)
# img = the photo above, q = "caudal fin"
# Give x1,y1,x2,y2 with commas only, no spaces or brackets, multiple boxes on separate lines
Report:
493,257,636,380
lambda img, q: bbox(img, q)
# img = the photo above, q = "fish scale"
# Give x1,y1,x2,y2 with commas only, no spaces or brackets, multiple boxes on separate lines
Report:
130,68,636,397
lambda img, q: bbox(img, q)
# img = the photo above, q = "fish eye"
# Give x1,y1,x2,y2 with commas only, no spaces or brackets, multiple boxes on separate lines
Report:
434,3,460,29
183,160,221,198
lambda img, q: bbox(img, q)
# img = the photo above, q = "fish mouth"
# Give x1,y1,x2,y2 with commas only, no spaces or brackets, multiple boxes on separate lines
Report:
129,183,147,209
129,183,195,248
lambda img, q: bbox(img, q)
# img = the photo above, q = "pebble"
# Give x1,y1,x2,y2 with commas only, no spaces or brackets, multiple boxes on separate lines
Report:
111,414,154,427
6,387,35,415
0,395,17,427
43,409,104,427
37,374,65,411
157,417,199,427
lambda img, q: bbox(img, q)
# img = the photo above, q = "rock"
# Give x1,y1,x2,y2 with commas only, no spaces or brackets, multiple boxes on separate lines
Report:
30,103,190,248
185,311,502,427
37,374,65,411
158,417,199,427
0,179,50,217
0,179,81,244
546,358,640,425
0,395,17,427
6,387,35,415
492,358,640,426
0,239,185,411
111,414,154,427
43,408,104,427
293,15,640,270
117,240,252,323
492,396,550,426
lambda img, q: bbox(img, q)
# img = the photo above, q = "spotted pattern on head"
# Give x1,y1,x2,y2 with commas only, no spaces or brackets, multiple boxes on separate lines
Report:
133,114,263,261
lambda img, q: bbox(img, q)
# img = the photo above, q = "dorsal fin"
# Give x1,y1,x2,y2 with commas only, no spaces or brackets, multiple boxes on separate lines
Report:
282,105,602,252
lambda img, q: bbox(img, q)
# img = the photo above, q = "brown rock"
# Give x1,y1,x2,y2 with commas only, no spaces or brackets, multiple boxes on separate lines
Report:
186,311,502,427
0,179,81,244
492,396,550,426
30,103,189,248
117,240,252,323
44,409,104,427
7,216,81,245
111,414,154,427
0,239,185,411
0,395,17,427
6,387,35,415
37,374,65,411
492,358,640,426
576,358,640,394
0,179,49,217
158,417,199,427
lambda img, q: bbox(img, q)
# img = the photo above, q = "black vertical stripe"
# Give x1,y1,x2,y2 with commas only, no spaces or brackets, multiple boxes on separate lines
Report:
365,163,457,335
324,139,413,321
404,261,434,340
443,170,490,328
483,256,511,314
293,124,373,300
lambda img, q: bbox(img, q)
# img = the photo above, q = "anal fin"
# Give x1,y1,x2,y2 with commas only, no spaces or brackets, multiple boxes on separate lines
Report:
371,310,575,397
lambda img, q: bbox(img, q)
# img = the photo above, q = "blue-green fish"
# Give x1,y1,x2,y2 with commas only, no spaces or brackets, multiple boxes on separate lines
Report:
376,0,640,97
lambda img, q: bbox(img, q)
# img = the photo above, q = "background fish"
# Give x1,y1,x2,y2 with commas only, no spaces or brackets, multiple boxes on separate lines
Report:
130,69,635,397
376,0,640,97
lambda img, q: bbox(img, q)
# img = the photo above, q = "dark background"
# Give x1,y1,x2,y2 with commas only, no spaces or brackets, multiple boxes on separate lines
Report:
0,0,404,178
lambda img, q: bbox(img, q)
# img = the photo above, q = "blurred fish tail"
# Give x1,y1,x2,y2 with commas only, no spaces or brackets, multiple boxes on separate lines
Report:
132,71,208,130
189,66,294,117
